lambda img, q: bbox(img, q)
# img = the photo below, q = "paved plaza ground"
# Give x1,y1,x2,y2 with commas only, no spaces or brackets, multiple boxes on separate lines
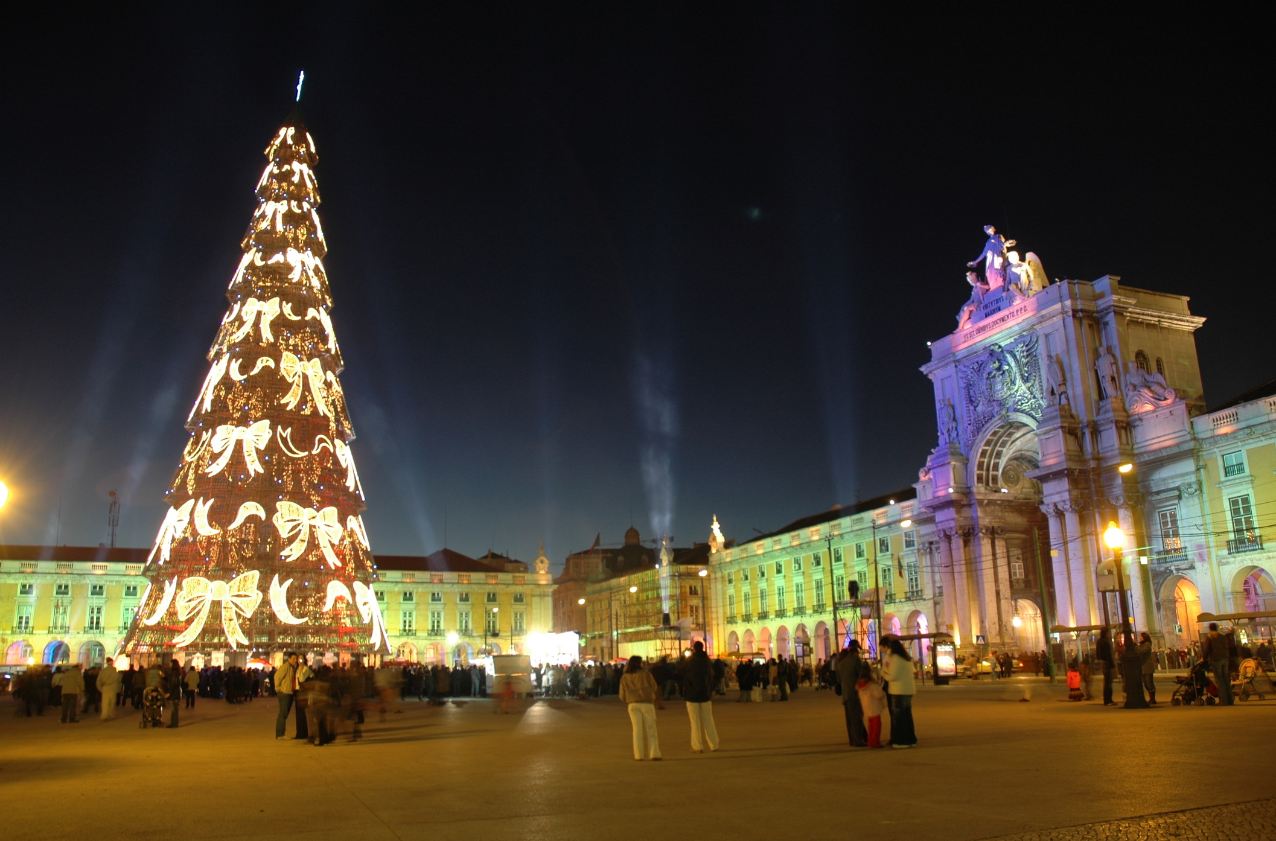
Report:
1,676,1273,841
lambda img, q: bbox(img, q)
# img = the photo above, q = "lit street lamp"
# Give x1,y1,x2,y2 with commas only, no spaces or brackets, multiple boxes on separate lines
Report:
1104,521,1148,709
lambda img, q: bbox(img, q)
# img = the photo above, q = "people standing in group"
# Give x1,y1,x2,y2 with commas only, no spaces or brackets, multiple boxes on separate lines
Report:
1096,628,1116,706
1137,631,1157,704
835,642,869,748
98,657,122,721
619,655,662,761
881,637,917,748
1202,622,1235,706
680,641,719,754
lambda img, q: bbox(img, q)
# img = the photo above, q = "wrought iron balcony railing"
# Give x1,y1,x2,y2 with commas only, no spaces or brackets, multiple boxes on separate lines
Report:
1228,534,1263,555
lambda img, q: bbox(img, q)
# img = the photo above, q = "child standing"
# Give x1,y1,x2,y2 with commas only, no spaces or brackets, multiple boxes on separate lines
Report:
856,677,887,749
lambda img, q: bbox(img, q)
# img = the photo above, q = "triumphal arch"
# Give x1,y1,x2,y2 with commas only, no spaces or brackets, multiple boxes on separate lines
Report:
917,227,1205,652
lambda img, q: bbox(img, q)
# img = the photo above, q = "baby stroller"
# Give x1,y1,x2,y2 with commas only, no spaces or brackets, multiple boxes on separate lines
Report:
1234,658,1274,701
139,686,165,727
1170,661,1218,706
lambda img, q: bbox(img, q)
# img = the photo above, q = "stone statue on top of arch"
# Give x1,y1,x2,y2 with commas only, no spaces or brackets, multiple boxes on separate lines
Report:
967,224,1015,291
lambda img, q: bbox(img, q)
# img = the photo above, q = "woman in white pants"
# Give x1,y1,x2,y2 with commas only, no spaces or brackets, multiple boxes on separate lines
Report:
619,656,663,760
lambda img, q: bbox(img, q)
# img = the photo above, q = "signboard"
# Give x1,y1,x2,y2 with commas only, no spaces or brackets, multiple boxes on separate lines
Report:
935,643,957,678
975,635,986,645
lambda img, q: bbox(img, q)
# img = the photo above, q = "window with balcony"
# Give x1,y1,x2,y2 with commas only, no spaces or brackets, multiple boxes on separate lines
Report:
121,605,136,628
1228,495,1261,553
727,592,736,619
401,610,416,635
776,585,786,613
1222,451,1246,478
795,581,805,611
743,592,752,615
513,612,525,634
813,580,824,609
855,542,865,560
759,589,769,614
904,530,916,550
906,563,922,597
1010,561,1024,582
485,612,498,634
1158,508,1183,555
429,611,443,633
14,605,33,633
51,602,70,632
835,574,846,600
458,611,472,633
87,604,103,632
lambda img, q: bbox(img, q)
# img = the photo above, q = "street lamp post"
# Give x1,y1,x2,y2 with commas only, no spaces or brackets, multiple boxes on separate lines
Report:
1104,521,1148,709
826,530,841,658
698,568,709,653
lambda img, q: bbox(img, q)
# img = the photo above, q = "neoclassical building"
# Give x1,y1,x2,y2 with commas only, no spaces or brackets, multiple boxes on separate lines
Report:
1,543,554,668
711,229,1274,660
708,497,931,665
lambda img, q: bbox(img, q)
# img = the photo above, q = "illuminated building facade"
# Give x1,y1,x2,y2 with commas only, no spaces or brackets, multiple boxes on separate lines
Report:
0,543,555,668
373,547,555,663
562,527,710,661
708,497,934,664
1,545,148,667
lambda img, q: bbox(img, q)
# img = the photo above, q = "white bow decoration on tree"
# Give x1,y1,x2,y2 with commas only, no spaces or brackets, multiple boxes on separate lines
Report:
354,581,390,652
205,420,272,478
335,439,363,496
171,571,263,650
273,501,344,568
229,297,281,344
148,500,194,564
278,351,329,416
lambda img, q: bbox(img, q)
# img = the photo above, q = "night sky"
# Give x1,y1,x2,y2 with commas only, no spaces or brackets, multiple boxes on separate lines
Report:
0,8,1269,569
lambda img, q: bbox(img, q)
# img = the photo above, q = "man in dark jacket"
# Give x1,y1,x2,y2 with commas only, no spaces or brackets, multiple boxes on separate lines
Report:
164,660,184,727
835,642,869,747
680,642,720,753
1202,623,1235,706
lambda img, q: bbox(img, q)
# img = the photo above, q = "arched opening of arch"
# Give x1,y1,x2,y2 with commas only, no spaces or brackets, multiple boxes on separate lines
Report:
1010,598,1042,653
776,626,791,658
794,624,810,664
742,629,756,653
43,641,70,665
78,641,106,668
813,621,829,661
396,642,418,663
727,631,740,653
758,627,773,658
5,640,32,665
1159,575,1202,651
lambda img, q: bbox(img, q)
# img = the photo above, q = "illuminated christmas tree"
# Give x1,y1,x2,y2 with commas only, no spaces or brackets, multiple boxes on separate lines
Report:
122,103,390,663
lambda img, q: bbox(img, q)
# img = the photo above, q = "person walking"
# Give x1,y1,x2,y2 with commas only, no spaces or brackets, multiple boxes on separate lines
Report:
835,641,869,748
98,657,122,721
274,652,301,739
619,655,662,761
1096,628,1116,706
1202,623,1234,706
59,664,84,724
881,637,917,748
1137,632,1157,704
680,641,720,754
